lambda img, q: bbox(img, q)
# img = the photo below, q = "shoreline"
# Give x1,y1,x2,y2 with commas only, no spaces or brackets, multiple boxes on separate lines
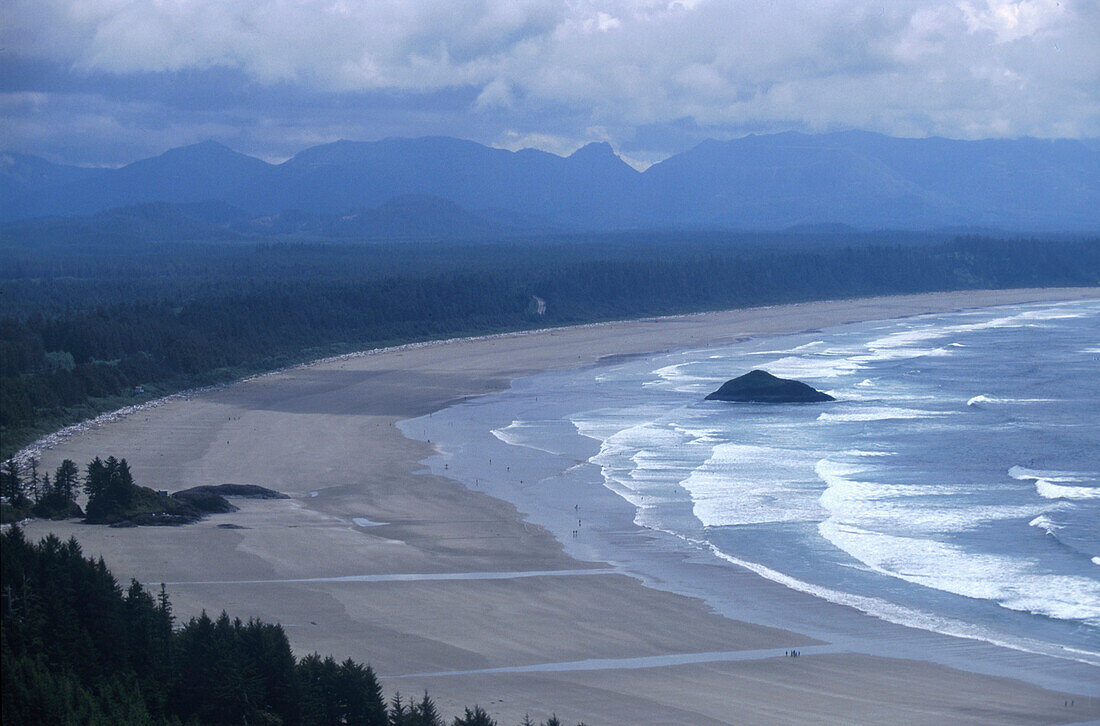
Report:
400,295,1100,691
16,287,1098,467
17,287,1100,725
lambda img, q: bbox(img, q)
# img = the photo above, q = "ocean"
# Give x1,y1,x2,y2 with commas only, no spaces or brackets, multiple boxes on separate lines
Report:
399,299,1100,675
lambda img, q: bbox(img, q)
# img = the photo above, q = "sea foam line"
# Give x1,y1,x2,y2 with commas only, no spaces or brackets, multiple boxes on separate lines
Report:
692,536,1100,666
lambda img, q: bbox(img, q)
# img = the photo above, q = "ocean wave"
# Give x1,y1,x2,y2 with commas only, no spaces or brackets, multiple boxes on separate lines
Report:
1028,514,1061,535
680,443,822,527
490,420,562,456
817,406,955,422
1009,466,1092,482
966,394,1053,407
646,362,718,392
1009,466,1100,500
697,538,1100,666
1035,480,1100,500
1026,514,1100,564
815,459,938,502
573,417,706,527
814,459,1048,533
817,519,1100,624
748,340,827,356
760,353,865,379
852,305,1087,372
749,302,1092,391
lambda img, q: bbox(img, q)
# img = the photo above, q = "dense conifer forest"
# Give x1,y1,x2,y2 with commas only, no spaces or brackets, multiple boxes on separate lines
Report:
2,231,1098,456
1,527,579,725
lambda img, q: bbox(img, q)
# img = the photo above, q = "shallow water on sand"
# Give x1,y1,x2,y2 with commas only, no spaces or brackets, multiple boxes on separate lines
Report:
401,299,1100,671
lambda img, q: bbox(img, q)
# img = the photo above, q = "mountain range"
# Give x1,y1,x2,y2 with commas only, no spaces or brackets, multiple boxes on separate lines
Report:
4,131,1099,235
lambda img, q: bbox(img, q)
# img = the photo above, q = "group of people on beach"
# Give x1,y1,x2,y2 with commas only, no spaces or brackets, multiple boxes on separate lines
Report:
785,650,801,657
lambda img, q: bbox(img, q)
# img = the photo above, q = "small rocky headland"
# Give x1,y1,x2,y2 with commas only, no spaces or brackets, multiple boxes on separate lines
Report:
1,454,286,527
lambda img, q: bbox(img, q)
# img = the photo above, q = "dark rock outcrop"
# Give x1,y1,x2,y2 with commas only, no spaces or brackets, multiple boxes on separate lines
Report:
174,483,287,504
705,370,835,403
169,484,288,517
170,489,238,515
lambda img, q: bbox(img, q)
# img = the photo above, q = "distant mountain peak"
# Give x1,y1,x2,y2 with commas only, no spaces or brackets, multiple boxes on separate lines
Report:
569,141,617,159
160,139,235,157
5,133,1097,231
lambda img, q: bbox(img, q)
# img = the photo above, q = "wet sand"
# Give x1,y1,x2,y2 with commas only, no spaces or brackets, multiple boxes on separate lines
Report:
19,288,1100,725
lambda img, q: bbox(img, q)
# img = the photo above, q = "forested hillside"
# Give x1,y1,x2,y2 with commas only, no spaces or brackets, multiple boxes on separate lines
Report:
3,232,1097,457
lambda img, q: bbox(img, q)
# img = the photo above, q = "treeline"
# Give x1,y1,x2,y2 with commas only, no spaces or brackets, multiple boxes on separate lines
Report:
1,527,579,725
1,456,83,522
1,454,153,524
0,453,271,526
3,234,1098,455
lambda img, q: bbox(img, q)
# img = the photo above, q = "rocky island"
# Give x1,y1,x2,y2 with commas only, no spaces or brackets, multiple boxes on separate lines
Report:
705,369,835,403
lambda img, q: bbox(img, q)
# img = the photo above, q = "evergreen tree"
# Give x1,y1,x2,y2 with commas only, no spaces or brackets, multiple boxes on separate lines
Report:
27,458,39,505
409,692,442,726
103,456,135,509
54,459,80,503
84,457,107,502
3,527,589,724
84,456,137,521
389,692,410,726
452,705,496,726
1,458,26,506
334,658,386,726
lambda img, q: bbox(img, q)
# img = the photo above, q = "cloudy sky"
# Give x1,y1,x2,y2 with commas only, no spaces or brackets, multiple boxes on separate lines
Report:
2,0,1097,167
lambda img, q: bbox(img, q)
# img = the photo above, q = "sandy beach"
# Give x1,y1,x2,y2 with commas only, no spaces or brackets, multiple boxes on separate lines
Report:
19,288,1100,725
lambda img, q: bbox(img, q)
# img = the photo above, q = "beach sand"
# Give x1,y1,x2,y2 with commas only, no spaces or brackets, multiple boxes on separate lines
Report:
19,288,1100,725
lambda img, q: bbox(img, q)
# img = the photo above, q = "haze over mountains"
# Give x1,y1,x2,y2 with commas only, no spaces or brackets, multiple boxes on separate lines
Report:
4,131,1098,236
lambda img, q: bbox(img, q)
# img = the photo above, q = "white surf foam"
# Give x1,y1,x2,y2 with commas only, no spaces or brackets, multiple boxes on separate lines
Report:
760,353,864,379
1009,466,1100,500
679,442,822,527
818,517,1100,624
697,538,1100,666
1009,466,1091,482
744,302,1090,395
967,395,1053,407
573,416,706,528
1028,515,1063,536
813,459,1046,532
491,421,562,456
817,406,954,423
1035,479,1100,500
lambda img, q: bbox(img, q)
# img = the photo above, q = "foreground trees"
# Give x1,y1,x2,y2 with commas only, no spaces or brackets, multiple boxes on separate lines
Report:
0,528,582,725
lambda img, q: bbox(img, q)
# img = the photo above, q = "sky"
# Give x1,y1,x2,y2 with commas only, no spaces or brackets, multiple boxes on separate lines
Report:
2,0,1098,168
